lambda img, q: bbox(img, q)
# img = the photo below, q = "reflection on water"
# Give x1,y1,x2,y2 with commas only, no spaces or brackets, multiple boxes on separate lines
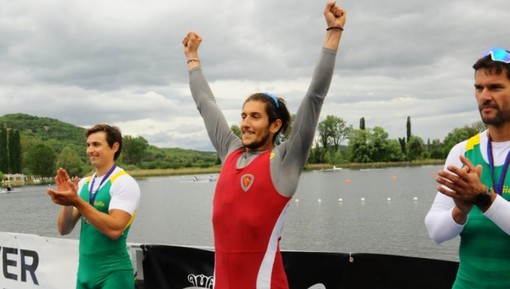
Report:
0,165,459,261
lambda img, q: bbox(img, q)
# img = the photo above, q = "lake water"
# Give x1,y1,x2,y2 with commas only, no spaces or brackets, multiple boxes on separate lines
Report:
0,165,459,262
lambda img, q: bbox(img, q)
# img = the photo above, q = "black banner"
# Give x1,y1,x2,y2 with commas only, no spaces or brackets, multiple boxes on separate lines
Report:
141,245,458,289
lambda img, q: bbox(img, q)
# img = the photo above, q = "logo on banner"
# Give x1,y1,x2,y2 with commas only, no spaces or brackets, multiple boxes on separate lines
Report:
0,246,39,285
240,174,254,192
185,273,214,288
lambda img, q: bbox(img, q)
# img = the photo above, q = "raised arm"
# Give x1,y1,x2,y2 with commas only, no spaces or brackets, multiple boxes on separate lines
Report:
272,2,346,197
183,32,202,71
182,32,242,160
323,1,346,51
288,1,346,156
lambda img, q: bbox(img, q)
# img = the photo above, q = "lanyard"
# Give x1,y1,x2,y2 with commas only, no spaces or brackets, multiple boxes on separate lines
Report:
89,164,117,206
487,137,510,195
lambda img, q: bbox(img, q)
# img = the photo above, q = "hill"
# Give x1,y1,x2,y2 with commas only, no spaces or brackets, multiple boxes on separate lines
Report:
0,113,219,171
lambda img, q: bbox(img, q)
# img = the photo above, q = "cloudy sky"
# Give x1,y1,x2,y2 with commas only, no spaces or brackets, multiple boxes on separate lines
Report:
1,0,509,151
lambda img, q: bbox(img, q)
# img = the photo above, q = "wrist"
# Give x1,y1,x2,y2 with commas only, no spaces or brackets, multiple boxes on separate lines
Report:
452,206,468,225
326,26,344,31
473,186,492,210
187,57,200,64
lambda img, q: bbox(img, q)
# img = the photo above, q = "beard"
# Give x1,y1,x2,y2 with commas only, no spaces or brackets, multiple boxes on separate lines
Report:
480,107,510,127
243,130,272,150
482,114,504,126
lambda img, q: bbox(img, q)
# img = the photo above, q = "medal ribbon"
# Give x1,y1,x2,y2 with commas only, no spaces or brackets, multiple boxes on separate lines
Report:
487,137,510,195
89,164,117,206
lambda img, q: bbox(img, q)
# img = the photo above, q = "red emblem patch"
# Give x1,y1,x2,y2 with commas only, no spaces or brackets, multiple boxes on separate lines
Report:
240,174,254,192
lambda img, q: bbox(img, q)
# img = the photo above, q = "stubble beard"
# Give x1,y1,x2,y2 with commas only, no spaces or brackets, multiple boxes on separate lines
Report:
243,130,272,150
481,108,508,127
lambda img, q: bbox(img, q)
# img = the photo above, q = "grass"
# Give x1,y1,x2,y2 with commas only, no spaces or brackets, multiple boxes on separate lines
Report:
127,166,221,178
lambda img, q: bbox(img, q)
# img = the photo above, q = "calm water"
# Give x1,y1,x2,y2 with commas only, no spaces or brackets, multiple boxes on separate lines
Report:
0,165,459,262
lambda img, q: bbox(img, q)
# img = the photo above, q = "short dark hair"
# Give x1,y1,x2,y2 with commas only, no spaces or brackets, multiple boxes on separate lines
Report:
85,124,123,160
243,93,291,143
473,50,510,80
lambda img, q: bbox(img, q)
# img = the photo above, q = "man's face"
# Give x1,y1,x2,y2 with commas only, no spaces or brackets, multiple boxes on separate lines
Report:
475,68,510,126
241,100,278,151
86,131,117,169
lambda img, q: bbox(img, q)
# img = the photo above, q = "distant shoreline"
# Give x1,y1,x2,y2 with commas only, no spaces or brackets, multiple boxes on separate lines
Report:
126,159,444,178
306,159,444,171
2,160,445,186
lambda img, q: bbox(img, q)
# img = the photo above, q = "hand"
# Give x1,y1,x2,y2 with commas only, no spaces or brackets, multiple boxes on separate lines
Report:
48,168,80,206
324,1,346,29
182,32,202,59
436,155,486,214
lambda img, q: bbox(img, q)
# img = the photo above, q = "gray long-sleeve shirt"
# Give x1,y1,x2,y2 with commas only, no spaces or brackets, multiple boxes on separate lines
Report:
189,48,337,198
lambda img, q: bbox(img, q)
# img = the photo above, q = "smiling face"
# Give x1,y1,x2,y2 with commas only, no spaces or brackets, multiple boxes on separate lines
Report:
86,131,119,175
241,100,282,152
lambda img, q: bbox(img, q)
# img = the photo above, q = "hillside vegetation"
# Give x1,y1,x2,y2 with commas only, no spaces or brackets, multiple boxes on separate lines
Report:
0,113,219,177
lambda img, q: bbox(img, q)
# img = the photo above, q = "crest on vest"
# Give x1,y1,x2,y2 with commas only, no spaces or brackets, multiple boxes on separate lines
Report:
240,174,254,192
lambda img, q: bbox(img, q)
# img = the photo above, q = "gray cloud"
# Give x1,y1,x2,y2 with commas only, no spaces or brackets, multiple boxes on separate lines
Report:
1,0,509,150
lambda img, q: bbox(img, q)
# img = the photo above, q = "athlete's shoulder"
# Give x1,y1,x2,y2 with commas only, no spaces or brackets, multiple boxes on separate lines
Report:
110,167,133,180
465,132,484,151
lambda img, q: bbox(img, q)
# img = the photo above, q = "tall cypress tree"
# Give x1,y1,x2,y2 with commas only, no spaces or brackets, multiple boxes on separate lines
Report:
0,128,8,173
406,116,412,143
8,130,21,173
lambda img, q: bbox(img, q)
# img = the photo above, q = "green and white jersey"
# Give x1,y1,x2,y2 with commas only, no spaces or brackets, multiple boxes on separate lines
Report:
426,131,510,288
76,166,140,281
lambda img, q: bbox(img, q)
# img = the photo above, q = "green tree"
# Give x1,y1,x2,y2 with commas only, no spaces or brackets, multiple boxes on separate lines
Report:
122,135,149,167
24,144,56,177
8,130,22,173
443,126,479,156
349,126,393,163
368,126,390,162
406,116,412,142
359,117,365,130
441,122,486,158
398,137,406,158
349,129,371,163
57,146,84,177
316,115,349,163
0,128,8,173
427,138,445,159
407,135,425,161
318,115,349,151
386,139,405,162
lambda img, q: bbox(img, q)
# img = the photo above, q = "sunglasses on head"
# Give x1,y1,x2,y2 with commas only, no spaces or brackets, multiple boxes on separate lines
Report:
481,48,510,63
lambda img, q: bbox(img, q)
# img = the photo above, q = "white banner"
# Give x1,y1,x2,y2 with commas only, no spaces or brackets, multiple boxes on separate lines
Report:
0,232,78,289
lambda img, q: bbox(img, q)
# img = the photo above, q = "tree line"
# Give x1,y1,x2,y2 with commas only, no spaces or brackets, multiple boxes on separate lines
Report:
232,115,485,165
0,113,486,181
0,113,219,181
308,115,485,165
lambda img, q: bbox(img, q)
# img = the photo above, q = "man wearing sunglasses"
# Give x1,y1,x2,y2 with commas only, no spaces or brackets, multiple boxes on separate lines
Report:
425,48,510,288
